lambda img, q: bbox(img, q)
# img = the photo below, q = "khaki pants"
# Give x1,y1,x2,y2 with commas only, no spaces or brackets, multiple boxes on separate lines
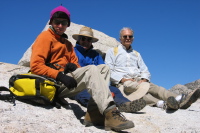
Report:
118,80,178,106
143,83,178,106
57,64,113,114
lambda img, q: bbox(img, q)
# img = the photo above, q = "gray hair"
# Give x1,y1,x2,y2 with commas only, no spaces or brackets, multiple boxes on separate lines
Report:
119,27,134,37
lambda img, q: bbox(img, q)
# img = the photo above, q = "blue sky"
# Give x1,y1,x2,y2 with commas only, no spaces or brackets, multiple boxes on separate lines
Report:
1,0,199,89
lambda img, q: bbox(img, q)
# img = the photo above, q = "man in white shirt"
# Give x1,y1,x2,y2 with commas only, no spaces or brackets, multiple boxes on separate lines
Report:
105,27,200,110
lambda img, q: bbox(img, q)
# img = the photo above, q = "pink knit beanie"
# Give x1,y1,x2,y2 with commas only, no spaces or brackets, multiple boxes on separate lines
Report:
49,5,71,26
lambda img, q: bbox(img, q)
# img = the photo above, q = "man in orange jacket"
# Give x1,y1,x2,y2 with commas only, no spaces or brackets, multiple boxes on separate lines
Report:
30,5,134,131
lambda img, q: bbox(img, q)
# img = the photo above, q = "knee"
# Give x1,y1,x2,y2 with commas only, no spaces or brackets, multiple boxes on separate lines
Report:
88,65,98,70
86,65,99,73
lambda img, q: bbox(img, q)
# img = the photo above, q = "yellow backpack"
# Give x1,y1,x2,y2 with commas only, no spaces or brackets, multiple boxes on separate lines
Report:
0,73,60,106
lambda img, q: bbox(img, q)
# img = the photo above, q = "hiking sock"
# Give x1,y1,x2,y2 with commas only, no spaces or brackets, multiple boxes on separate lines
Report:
156,100,164,108
175,95,182,102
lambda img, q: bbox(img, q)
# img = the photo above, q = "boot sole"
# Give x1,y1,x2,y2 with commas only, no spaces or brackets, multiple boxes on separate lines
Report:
83,120,93,127
83,120,104,127
118,99,146,113
130,99,146,112
105,122,135,131
166,96,179,110
180,89,200,109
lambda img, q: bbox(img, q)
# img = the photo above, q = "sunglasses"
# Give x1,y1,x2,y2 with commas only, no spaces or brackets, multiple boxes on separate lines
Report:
122,35,133,39
80,36,92,42
53,19,68,26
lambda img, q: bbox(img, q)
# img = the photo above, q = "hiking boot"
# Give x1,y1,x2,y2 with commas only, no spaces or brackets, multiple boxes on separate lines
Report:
104,107,134,131
83,98,104,126
83,108,104,126
179,88,200,109
163,96,179,110
118,99,146,113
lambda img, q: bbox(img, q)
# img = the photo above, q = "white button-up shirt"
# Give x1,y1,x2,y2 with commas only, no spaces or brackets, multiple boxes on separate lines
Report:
105,44,151,85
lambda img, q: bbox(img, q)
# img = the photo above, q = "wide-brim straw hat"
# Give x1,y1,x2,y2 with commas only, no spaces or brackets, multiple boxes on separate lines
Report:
118,81,150,101
72,26,99,43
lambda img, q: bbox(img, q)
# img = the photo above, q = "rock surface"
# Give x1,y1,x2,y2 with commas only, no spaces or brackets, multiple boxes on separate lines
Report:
0,62,29,88
0,62,200,133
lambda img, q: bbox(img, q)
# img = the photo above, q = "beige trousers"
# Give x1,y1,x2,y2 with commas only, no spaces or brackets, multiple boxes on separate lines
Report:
57,64,113,114
118,80,178,106
143,83,178,106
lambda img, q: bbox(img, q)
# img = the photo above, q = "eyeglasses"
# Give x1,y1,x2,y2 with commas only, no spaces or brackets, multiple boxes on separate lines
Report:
53,19,68,26
122,35,133,39
80,36,92,42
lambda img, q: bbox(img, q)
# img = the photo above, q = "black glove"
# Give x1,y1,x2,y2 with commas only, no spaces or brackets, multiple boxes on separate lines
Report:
56,72,77,89
64,63,77,74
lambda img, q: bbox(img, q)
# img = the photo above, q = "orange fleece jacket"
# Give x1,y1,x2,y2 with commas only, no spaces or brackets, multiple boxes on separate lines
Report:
30,28,80,79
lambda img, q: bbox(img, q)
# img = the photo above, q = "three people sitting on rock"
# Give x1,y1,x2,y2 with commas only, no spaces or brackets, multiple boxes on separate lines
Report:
29,5,200,132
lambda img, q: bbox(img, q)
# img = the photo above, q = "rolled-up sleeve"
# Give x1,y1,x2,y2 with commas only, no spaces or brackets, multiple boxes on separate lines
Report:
137,53,151,81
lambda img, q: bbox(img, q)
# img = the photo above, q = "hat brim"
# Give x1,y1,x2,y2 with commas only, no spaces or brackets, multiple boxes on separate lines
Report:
118,82,150,101
72,34,98,43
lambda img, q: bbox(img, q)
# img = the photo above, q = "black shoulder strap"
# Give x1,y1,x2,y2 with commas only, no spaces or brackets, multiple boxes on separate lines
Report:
0,86,16,106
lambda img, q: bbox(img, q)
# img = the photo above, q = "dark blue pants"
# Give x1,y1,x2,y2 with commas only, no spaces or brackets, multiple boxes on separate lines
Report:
70,86,130,107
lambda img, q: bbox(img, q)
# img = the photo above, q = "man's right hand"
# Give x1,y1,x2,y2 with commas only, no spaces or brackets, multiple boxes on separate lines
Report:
120,78,135,83
56,72,77,89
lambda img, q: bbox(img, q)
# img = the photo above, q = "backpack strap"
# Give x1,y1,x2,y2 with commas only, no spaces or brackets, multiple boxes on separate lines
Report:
114,47,118,56
35,78,45,96
113,46,139,57
0,86,16,106
133,50,139,57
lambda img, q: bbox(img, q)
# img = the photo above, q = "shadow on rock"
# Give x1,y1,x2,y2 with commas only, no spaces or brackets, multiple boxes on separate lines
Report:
165,109,178,113
16,98,54,109
68,103,85,123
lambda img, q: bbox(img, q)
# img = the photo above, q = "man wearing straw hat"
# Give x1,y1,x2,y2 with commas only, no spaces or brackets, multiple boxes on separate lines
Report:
70,26,146,114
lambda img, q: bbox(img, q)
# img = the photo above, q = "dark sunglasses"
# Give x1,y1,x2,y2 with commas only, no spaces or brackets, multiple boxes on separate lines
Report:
122,35,133,39
53,19,68,26
80,36,92,42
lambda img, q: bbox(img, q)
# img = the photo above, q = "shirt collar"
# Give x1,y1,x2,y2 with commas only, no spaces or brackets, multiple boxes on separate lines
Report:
120,44,133,51
49,26,68,39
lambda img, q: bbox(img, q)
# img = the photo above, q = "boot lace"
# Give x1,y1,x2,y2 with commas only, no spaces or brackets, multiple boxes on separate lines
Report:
179,93,188,104
112,109,128,122
162,101,167,110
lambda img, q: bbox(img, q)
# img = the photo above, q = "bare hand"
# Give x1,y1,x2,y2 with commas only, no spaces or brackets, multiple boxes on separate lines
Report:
120,78,135,83
138,78,148,84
